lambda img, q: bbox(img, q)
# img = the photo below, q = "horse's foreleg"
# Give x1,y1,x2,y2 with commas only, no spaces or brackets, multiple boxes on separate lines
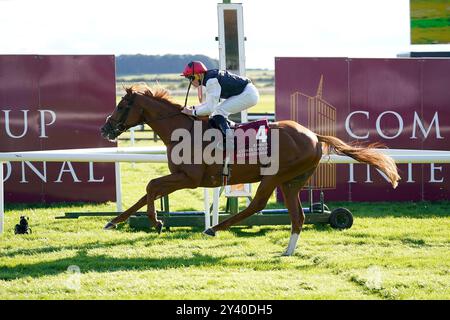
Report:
146,172,197,233
104,194,147,229
205,178,276,235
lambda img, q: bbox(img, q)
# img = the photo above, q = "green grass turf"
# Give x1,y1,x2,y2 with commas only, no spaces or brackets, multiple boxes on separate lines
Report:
1,140,449,299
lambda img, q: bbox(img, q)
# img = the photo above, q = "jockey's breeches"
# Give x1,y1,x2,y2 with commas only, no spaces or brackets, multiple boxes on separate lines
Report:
211,83,259,118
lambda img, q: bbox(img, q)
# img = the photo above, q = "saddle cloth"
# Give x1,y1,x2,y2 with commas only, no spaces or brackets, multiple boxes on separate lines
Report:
229,119,271,163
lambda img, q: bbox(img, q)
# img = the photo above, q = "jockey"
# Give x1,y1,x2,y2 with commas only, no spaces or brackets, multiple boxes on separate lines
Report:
180,61,259,141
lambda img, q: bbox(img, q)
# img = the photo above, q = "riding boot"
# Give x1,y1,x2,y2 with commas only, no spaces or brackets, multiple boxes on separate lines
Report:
210,115,234,151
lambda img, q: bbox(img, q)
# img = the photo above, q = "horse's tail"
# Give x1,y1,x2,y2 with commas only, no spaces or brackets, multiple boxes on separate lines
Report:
316,134,400,189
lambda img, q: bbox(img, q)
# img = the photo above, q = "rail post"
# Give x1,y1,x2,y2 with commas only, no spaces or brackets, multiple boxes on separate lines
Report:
204,188,211,229
115,162,123,212
0,162,4,234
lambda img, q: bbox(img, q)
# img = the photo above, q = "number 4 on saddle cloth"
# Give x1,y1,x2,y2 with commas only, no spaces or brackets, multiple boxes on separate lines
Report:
222,119,272,185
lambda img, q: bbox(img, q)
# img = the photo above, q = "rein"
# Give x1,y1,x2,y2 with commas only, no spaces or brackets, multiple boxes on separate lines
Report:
183,78,193,109
107,91,196,141
145,110,185,124
125,93,193,125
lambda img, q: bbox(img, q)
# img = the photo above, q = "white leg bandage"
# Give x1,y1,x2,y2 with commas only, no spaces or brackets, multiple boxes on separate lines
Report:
283,233,299,256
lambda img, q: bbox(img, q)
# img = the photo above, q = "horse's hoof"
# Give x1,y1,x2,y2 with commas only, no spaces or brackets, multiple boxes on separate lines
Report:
156,221,164,234
281,249,294,257
203,228,216,237
104,222,117,230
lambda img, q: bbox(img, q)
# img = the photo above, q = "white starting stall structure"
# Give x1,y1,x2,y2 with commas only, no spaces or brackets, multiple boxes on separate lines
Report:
215,1,253,210
126,1,252,219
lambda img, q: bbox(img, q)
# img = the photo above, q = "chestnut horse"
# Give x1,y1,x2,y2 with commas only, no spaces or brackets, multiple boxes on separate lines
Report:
101,85,400,256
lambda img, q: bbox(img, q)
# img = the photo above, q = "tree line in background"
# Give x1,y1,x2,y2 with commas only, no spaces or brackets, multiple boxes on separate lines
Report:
116,54,219,75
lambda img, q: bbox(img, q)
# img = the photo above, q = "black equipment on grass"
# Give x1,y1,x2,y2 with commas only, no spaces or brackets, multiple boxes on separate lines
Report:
15,216,32,235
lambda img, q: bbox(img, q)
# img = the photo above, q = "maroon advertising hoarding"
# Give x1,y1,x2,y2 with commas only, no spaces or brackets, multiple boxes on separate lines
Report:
0,55,116,202
275,57,450,201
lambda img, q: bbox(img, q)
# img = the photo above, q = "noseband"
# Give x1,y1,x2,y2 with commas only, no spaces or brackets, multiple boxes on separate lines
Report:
116,95,135,131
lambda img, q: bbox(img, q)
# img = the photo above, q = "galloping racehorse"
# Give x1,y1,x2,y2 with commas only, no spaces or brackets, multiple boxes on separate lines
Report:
101,85,400,256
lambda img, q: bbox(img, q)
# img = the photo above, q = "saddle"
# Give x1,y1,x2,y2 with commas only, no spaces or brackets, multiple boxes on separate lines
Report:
221,119,271,185
195,116,271,185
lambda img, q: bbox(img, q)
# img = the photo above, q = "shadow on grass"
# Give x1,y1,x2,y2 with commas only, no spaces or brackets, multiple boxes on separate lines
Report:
305,223,333,232
1,235,155,258
228,226,280,238
5,202,110,211
127,225,288,238
0,250,222,281
328,201,450,219
400,237,431,248
7,200,450,219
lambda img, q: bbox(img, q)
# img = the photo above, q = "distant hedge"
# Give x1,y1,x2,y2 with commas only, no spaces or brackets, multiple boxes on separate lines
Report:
116,54,219,75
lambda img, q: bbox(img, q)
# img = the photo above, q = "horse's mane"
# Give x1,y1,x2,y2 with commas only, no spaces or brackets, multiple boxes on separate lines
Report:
125,84,183,110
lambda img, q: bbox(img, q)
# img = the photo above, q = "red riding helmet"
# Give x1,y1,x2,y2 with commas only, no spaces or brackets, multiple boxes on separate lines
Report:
181,61,208,78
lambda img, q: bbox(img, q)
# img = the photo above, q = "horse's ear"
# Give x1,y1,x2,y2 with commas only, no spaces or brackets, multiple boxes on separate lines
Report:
125,88,133,96
144,89,153,97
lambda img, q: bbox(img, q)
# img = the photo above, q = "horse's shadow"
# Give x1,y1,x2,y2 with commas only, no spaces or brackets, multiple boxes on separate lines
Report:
228,226,284,237
0,249,221,281
128,223,333,238
1,234,153,258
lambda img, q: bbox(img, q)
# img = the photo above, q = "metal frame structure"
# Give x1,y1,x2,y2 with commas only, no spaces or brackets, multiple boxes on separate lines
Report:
216,1,252,211
2,147,450,234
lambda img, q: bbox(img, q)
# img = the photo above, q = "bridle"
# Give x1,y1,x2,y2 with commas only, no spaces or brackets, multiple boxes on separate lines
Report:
106,63,201,138
106,92,190,137
116,96,135,129
104,94,138,137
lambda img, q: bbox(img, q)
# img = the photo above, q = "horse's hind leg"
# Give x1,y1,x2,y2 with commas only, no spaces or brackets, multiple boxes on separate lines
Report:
280,169,316,256
204,177,277,235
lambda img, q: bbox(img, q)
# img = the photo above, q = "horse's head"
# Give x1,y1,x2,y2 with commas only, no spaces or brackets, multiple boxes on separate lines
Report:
101,88,145,141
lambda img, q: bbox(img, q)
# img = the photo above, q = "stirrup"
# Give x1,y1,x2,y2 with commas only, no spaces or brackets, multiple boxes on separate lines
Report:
222,155,231,186
216,140,225,151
